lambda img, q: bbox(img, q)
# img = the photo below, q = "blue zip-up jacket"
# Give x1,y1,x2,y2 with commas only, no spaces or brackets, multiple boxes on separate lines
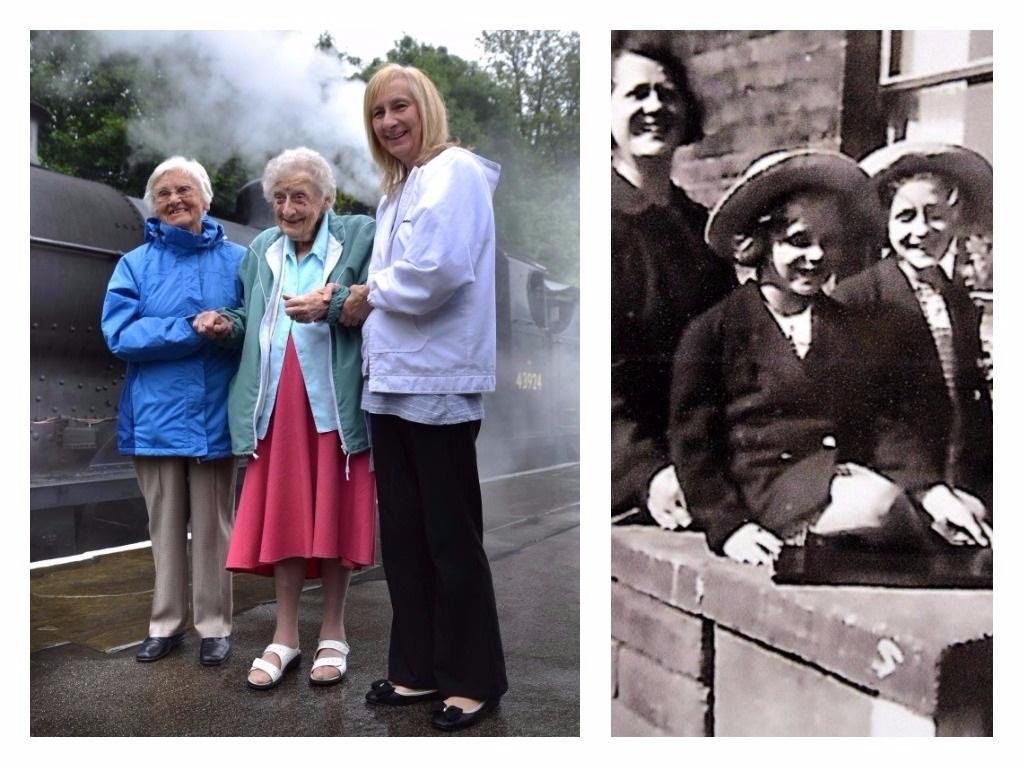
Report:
101,216,245,458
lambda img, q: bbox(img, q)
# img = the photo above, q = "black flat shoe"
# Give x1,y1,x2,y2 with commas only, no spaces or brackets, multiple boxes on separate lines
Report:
431,698,500,731
135,633,185,662
365,679,440,706
199,636,232,666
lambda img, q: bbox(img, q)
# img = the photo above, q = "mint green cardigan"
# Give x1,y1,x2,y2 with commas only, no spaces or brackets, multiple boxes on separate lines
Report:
219,211,376,456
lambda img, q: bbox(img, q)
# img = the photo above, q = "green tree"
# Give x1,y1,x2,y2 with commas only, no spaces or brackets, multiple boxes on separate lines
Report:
208,154,251,220
479,30,580,165
315,30,363,72
478,31,579,283
333,192,372,217
31,30,163,194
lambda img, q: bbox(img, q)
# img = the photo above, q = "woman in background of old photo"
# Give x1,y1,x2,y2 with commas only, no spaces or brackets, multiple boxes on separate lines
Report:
668,149,946,566
610,35,734,530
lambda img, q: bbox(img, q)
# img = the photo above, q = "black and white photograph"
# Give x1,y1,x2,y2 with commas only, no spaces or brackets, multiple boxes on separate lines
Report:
611,30,993,736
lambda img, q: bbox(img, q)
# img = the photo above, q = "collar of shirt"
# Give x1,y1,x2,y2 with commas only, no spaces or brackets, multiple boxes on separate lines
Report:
765,302,812,336
764,300,813,357
895,252,955,289
896,256,953,333
283,213,331,268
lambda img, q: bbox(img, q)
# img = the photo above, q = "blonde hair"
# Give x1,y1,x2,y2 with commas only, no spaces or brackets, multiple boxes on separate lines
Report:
363,63,454,197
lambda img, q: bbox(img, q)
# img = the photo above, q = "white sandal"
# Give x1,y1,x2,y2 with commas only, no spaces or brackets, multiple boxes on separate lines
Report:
309,639,350,686
247,643,301,690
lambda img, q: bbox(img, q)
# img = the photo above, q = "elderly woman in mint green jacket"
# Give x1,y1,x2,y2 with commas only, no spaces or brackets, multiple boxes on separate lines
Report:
195,146,375,691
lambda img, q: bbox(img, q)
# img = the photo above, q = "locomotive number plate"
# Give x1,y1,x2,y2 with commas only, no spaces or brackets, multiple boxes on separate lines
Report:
515,371,543,390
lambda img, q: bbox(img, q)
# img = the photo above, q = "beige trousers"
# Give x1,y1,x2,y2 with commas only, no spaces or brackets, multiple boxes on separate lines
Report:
133,456,237,638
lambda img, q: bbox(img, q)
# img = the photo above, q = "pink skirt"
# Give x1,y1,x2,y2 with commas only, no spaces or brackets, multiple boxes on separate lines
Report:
226,335,376,578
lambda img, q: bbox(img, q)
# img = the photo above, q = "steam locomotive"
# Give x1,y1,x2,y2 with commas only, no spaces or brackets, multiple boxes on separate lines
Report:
29,163,579,561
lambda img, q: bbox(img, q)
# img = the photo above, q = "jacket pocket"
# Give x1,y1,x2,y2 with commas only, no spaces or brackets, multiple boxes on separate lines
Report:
364,311,427,353
132,360,195,452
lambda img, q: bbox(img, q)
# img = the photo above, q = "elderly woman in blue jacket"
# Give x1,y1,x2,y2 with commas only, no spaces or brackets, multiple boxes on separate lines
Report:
101,156,244,666
342,63,507,732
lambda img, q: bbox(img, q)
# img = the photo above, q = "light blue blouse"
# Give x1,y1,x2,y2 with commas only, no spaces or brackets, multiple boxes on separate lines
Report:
256,215,339,438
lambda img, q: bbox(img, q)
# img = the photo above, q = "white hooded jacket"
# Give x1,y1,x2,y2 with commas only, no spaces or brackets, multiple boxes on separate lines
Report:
363,147,500,393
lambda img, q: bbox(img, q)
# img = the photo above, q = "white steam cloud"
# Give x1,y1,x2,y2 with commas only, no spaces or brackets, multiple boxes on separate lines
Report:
93,30,381,205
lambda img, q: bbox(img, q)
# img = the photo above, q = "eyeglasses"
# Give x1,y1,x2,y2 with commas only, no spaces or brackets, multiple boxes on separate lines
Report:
155,185,197,201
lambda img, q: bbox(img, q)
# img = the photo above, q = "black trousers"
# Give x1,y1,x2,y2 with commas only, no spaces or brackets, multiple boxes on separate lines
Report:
370,413,508,700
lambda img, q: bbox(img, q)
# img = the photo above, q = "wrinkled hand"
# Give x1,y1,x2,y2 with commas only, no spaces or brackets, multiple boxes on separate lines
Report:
646,465,691,531
341,284,372,326
722,522,783,566
193,310,233,339
283,284,335,324
921,484,990,546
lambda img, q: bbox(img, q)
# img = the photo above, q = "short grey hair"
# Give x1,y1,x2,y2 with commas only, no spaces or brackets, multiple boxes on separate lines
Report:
143,156,214,213
261,147,337,206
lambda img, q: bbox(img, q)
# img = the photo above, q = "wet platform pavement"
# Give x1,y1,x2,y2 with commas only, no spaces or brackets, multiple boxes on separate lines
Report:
30,464,579,737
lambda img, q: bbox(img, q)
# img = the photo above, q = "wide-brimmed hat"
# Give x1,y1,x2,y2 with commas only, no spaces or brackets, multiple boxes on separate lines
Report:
705,149,880,260
859,141,992,227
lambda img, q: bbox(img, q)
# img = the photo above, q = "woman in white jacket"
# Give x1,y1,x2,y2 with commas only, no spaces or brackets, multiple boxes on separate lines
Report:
343,63,507,732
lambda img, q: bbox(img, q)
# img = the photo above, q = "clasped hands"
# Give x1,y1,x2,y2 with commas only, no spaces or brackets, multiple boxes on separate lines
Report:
193,310,233,339
282,283,336,324
193,282,373,337
341,284,371,326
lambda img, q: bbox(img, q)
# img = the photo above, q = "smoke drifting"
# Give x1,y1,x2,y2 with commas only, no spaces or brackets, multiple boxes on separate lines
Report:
91,30,381,205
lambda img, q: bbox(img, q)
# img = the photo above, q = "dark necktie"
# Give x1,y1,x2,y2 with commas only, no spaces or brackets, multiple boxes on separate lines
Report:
915,265,954,297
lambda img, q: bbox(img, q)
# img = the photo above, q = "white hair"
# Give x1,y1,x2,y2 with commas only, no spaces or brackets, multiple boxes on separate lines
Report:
143,156,214,213
261,147,337,206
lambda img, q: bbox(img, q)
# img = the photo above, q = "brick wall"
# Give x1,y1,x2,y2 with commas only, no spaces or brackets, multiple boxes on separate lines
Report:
610,528,992,737
610,582,712,735
683,30,848,207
